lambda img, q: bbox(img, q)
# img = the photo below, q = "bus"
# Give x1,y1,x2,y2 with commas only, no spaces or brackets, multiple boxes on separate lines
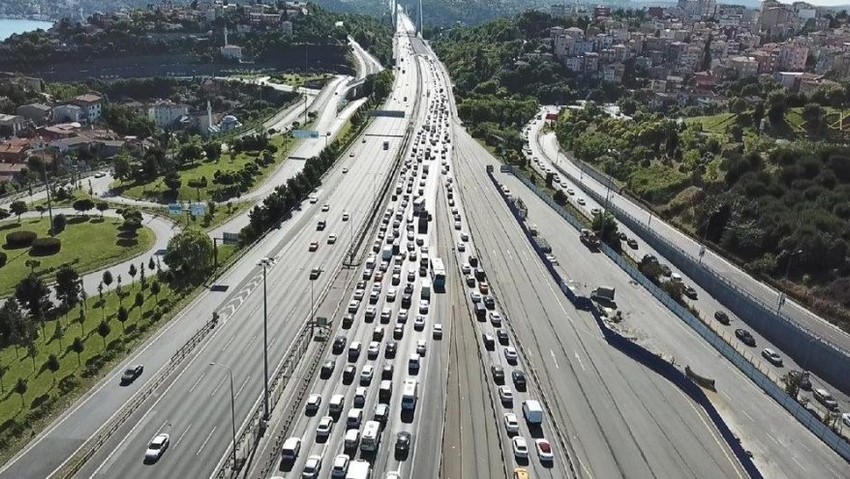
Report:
360,420,382,452
413,197,426,216
430,257,446,292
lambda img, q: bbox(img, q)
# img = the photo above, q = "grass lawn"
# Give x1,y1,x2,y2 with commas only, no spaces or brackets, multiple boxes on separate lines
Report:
113,135,296,204
268,73,333,88
686,113,736,134
0,276,187,462
0,217,155,298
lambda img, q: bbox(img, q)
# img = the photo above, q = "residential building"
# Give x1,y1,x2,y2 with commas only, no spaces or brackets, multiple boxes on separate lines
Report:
0,114,26,137
52,104,83,123
728,55,759,77
603,63,625,83
0,163,25,183
147,100,189,128
779,42,808,71
550,4,568,19
72,93,103,122
0,139,30,163
16,103,52,124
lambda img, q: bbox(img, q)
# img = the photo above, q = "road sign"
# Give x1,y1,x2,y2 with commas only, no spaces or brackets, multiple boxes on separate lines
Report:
222,232,240,246
190,203,206,217
698,244,706,257
292,129,319,139
367,110,405,118
168,203,182,215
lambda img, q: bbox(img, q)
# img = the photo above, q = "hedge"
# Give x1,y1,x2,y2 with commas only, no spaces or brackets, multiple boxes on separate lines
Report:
6,230,37,248
31,237,62,255
0,251,6,267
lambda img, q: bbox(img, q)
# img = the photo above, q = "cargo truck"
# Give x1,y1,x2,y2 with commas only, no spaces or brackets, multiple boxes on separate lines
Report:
591,286,615,302
580,228,601,249
382,245,393,261
383,141,389,150
522,400,544,425
346,459,372,479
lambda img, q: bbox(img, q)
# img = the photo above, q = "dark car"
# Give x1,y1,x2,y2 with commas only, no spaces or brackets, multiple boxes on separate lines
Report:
491,365,505,384
404,283,414,295
714,311,731,325
342,364,356,384
320,360,335,379
468,256,479,267
496,329,509,345
386,341,398,358
120,364,144,385
483,296,495,309
627,238,639,249
382,363,394,380
394,325,404,339
395,431,412,455
482,333,495,350
332,336,347,354
342,314,354,329
735,328,756,347
683,285,698,299
402,293,412,309
512,370,527,391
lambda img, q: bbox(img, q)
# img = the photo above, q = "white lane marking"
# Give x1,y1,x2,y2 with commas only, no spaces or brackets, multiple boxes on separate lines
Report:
175,423,193,447
242,335,257,353
792,457,805,470
234,375,251,399
550,350,560,369
676,388,745,479
189,372,206,393
210,376,226,398
196,426,217,456
221,334,236,351
742,410,754,422
574,351,585,371
765,433,779,445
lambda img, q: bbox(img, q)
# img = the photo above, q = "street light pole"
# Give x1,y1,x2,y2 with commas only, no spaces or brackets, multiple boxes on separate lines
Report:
256,257,274,421
209,363,237,471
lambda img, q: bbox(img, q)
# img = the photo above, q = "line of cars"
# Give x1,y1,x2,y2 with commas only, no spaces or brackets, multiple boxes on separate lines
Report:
275,73,451,478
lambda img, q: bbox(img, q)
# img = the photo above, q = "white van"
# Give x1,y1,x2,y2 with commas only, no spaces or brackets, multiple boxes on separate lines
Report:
344,428,360,449
347,408,363,429
329,394,345,414
281,436,301,460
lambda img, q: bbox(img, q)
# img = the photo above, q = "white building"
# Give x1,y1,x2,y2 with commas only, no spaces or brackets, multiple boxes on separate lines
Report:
147,100,189,128
52,104,83,123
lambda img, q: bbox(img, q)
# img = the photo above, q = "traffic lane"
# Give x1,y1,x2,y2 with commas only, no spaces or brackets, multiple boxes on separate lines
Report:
532,126,850,354
82,121,400,477
454,132,741,478
527,123,850,414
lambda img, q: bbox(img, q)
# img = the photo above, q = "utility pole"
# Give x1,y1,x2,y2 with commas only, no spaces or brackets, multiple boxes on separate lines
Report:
256,257,274,421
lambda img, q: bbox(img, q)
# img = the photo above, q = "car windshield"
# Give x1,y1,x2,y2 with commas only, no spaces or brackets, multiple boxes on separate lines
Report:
539,442,551,453
150,439,164,449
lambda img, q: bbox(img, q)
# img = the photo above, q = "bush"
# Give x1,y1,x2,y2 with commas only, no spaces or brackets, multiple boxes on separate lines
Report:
31,237,62,255
58,374,79,395
53,214,67,233
0,251,6,268
6,230,37,248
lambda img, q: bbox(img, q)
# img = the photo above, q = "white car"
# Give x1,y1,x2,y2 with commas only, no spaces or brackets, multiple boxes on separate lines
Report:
416,340,427,355
316,415,334,438
460,232,469,242
327,234,337,244
342,212,350,221
367,341,380,359
498,386,513,404
577,198,586,205
503,412,519,434
414,315,426,331
512,436,528,458
433,323,443,339
504,346,518,364
306,393,322,413
457,241,465,252
360,365,374,385
302,454,323,478
144,433,170,462
397,309,409,323
331,454,350,477
761,348,783,366
419,300,430,314
342,167,349,174
535,438,554,462
387,288,397,302
322,204,330,212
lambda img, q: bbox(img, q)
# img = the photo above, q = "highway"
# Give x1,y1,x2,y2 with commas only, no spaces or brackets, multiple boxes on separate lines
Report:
0,35,400,479
530,108,850,367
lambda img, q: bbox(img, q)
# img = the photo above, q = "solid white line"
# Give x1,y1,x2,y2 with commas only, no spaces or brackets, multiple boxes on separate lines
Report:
175,423,193,447
574,351,585,371
234,375,251,399
189,372,206,394
196,426,217,456
742,410,754,422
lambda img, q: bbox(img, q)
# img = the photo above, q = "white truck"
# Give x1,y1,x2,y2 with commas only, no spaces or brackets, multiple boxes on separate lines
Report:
401,378,419,410
523,400,544,425
381,245,393,262
346,459,372,479
421,278,432,300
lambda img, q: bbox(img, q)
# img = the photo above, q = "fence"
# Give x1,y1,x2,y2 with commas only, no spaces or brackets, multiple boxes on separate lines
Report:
500,165,850,464
548,159,850,396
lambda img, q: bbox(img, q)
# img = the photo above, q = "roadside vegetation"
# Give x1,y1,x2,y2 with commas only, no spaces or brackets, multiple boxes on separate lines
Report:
0,212,154,298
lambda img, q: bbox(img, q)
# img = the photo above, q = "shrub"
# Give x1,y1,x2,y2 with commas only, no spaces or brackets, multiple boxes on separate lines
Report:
6,230,37,248
0,251,6,268
58,374,79,394
53,214,67,233
31,237,62,255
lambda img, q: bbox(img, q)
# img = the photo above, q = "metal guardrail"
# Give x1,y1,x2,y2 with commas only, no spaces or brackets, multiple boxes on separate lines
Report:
505,167,850,464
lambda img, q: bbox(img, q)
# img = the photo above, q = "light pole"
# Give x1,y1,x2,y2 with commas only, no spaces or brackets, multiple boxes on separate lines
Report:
256,257,274,421
209,362,237,471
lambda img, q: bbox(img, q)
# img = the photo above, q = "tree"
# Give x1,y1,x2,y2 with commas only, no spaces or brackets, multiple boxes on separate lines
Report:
0,364,6,393
591,211,620,249
55,265,81,310
96,202,109,217
46,354,60,384
9,200,27,222
128,263,138,285
203,141,222,162
72,198,95,216
0,207,9,220
134,291,144,317
164,227,214,281
24,259,40,273
148,257,156,271
15,274,52,320
116,274,123,303
36,205,46,218
53,213,67,233
150,280,161,304
78,307,87,335
113,154,132,182
97,320,111,347
116,306,129,333
14,378,27,406
27,342,37,370
164,173,182,194
103,270,113,288
802,103,825,133
784,371,802,400
52,321,65,349
71,336,85,365
139,262,147,287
